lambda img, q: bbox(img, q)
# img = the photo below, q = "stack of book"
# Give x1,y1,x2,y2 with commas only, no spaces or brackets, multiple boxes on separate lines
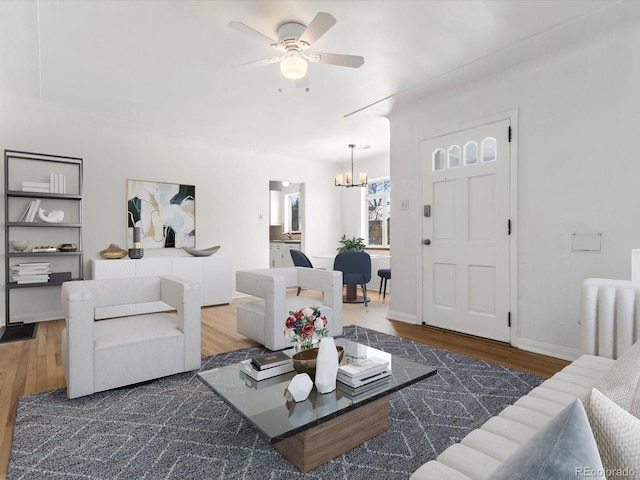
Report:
337,375,391,400
19,199,41,222
49,173,67,193
241,351,294,381
21,181,50,193
20,173,67,194
11,262,51,284
337,357,391,388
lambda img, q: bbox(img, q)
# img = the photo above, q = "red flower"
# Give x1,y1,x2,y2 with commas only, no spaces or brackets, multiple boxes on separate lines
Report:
294,310,303,319
321,315,327,327
301,323,315,337
285,316,295,328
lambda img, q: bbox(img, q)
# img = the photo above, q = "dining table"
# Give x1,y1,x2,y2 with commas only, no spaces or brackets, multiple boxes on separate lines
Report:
312,252,390,303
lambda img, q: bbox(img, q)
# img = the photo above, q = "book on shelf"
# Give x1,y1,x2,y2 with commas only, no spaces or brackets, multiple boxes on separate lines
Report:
337,357,390,380
15,278,50,284
22,181,50,193
26,199,41,222
250,351,292,370
48,173,67,193
240,359,294,381
19,202,33,222
14,262,51,267
337,369,391,388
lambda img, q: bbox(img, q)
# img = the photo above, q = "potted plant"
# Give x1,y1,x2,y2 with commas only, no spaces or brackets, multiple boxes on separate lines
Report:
337,235,366,252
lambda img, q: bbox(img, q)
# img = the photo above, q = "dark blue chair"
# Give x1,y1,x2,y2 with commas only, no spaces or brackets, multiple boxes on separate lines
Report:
377,268,391,303
290,249,313,295
333,250,372,310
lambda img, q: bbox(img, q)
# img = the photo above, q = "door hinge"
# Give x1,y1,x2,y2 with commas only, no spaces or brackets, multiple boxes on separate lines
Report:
507,219,511,235
508,126,512,142
508,311,511,327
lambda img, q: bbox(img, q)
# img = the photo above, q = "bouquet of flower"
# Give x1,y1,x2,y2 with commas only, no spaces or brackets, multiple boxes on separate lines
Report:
284,306,328,350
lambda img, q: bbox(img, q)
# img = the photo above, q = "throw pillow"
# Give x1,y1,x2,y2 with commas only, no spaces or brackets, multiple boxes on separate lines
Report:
585,388,640,480
490,399,602,480
584,340,640,417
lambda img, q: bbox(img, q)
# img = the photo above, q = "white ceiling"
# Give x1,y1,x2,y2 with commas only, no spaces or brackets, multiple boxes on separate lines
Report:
0,0,625,163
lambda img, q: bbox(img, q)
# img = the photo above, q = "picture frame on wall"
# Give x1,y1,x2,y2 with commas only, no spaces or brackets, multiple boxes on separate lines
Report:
126,179,195,249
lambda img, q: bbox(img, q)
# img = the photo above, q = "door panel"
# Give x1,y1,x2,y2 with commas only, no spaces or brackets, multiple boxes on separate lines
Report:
422,119,511,342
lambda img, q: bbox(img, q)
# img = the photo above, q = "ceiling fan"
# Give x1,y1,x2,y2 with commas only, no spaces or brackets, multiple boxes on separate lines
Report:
228,12,364,81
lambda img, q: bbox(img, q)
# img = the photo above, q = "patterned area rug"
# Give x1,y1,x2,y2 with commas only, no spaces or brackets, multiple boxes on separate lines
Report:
9,326,543,479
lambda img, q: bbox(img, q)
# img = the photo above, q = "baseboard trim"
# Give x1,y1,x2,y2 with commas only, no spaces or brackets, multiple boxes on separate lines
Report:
517,337,581,361
11,311,62,323
386,310,417,324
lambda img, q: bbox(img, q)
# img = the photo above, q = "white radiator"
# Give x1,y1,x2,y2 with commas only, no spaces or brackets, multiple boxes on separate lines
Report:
581,278,640,359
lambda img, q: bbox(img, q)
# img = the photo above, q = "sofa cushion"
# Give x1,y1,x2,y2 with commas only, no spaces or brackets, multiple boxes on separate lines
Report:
585,388,640,476
584,339,640,417
490,399,602,480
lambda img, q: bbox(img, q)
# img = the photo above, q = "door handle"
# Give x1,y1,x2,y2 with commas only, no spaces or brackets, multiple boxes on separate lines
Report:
422,239,431,245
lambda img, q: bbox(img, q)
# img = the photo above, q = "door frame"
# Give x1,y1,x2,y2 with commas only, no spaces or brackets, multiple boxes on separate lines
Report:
416,108,519,347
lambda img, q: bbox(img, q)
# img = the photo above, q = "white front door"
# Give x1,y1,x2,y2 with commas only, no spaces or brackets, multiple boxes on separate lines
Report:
421,119,511,342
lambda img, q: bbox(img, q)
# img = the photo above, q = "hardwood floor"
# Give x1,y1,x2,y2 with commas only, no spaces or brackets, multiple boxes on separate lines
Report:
0,290,569,478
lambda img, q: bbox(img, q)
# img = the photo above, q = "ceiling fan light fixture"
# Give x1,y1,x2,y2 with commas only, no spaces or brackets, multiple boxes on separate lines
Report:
280,54,307,80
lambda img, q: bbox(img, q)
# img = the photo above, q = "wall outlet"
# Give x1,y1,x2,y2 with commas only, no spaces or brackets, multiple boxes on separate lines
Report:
400,200,410,211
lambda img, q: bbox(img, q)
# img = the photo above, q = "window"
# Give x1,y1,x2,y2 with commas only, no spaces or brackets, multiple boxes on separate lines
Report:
284,192,299,231
432,136,497,171
366,178,390,247
447,145,461,168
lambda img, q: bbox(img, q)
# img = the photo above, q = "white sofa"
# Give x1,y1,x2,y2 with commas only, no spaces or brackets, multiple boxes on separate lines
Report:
411,278,640,479
61,276,201,399
236,267,343,351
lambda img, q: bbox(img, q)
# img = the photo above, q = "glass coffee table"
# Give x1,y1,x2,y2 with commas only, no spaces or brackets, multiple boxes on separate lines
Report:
198,338,436,472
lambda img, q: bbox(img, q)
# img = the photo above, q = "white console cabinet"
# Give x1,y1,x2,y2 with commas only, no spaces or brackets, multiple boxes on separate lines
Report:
90,255,231,318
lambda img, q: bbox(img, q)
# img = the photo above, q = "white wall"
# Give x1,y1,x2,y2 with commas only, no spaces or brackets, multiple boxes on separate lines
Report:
0,100,343,321
388,16,640,359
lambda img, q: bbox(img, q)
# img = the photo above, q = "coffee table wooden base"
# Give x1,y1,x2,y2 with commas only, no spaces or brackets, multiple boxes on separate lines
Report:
273,396,390,473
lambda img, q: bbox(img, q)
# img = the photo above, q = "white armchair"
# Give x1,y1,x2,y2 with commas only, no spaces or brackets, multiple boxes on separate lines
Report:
61,275,201,399
236,267,343,351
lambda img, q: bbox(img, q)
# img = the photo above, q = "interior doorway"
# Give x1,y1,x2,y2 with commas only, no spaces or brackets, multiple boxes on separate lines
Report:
269,180,305,268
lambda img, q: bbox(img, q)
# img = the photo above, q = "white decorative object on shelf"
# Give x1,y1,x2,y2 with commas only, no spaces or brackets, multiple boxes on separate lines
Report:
182,245,221,257
10,240,28,252
315,337,339,393
38,208,64,223
285,373,313,402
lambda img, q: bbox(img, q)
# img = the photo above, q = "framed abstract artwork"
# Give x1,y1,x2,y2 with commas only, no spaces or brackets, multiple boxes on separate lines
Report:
126,179,195,249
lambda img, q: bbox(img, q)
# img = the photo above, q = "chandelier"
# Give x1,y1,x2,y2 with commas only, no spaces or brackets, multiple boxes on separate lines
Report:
335,144,367,187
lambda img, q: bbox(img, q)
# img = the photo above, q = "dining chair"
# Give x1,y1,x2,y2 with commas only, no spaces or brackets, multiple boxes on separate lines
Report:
378,268,391,303
290,249,314,295
333,250,372,310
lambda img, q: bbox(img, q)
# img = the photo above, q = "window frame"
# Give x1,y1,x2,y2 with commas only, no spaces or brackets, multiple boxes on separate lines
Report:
364,177,390,248
283,191,300,232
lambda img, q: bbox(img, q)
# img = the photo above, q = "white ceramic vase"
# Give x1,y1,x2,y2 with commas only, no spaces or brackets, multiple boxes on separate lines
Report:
315,337,339,393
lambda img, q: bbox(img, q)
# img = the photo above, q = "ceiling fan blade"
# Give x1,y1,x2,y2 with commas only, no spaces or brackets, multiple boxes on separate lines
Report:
298,12,336,46
233,56,282,71
309,53,364,68
228,21,277,47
